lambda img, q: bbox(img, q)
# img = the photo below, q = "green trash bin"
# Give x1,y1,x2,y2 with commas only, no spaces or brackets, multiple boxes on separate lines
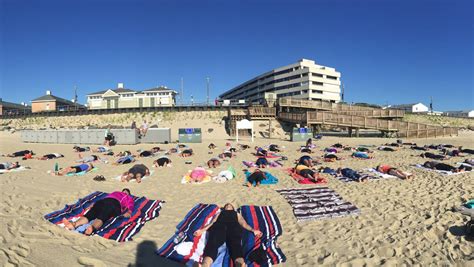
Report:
291,127,313,142
178,128,202,143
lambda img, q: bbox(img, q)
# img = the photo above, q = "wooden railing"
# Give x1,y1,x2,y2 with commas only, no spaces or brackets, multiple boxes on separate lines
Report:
278,98,405,118
278,111,458,138
247,107,276,118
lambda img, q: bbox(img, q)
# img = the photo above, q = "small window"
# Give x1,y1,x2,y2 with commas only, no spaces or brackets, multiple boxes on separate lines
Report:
312,81,323,86
326,75,337,80
312,73,323,77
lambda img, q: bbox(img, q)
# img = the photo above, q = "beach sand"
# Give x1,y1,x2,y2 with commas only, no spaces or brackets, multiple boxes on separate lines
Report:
0,130,472,266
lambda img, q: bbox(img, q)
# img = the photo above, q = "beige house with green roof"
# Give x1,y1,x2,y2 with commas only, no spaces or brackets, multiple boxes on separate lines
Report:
86,83,177,109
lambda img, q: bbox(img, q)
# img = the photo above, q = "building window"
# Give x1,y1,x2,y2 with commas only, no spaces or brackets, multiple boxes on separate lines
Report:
312,73,323,77
312,81,323,86
312,90,323,94
121,93,134,97
326,75,337,80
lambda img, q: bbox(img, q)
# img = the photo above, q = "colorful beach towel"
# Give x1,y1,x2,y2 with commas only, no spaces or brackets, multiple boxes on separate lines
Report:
0,166,30,173
245,171,278,185
44,191,164,242
243,161,283,168
182,169,212,184
157,204,286,266
66,167,99,176
276,187,360,221
284,168,327,185
413,164,471,176
113,170,154,182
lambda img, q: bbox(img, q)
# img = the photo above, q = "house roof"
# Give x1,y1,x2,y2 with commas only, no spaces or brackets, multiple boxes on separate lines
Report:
87,88,136,96
142,86,177,93
0,99,29,109
31,94,84,107
391,103,425,109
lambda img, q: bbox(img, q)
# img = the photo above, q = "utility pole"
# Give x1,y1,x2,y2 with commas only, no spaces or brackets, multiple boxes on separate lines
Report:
206,77,210,106
341,82,345,102
74,85,78,110
180,77,184,106
430,96,433,114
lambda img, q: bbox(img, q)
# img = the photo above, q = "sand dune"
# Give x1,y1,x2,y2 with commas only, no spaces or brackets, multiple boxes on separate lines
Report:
0,131,472,266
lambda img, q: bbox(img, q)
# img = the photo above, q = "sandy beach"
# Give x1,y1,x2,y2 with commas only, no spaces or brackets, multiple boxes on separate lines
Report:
0,130,472,266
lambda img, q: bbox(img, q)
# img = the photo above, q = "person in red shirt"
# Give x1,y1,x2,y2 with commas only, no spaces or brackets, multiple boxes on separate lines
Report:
376,165,413,179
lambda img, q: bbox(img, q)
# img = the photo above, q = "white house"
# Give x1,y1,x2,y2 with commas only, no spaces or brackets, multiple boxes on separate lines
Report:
444,110,474,118
391,103,429,113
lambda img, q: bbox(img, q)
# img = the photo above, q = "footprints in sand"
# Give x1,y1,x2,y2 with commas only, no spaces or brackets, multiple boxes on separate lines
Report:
1,243,33,266
77,256,107,267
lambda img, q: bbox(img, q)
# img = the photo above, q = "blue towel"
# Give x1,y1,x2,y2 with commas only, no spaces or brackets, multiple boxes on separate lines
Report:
245,171,278,185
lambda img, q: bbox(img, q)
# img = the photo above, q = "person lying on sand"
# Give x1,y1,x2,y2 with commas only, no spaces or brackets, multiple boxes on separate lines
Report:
376,164,413,179
441,149,461,157
207,158,221,168
296,155,318,167
180,149,194,157
93,146,111,153
459,147,474,155
294,164,321,183
76,154,105,163
113,155,135,165
464,159,474,166
73,146,90,152
219,150,233,159
137,147,160,158
154,156,172,167
300,147,313,154
384,142,402,147
254,146,268,157
420,152,447,160
208,143,216,149
239,144,250,150
332,143,345,149
306,138,317,148
62,188,133,235
255,157,269,168
377,146,397,152
268,144,280,152
410,145,428,151
324,153,342,162
0,162,21,170
121,164,150,183
188,166,210,183
422,161,472,172
324,147,339,153
336,168,370,182
193,203,262,267
55,163,94,176
356,147,374,153
116,151,132,157
4,150,34,158
351,151,373,159
37,153,64,160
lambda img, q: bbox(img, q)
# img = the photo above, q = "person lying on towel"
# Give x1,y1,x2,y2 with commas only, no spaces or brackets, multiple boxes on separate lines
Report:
73,146,90,152
116,151,132,157
62,188,134,235
268,144,280,152
3,150,34,158
219,150,233,159
154,156,172,167
0,162,21,170
324,153,341,162
54,163,94,176
37,153,64,160
420,152,447,160
193,203,263,267
336,168,370,182
121,164,150,183
113,155,135,165
180,149,194,157
377,146,397,152
410,145,428,151
208,143,217,149
246,169,267,187
93,146,111,153
137,147,160,158
207,158,221,168
422,161,472,173
254,146,268,157
351,151,373,159
255,157,269,168
459,147,474,155
189,166,209,183
300,146,313,154
376,165,413,179
294,164,321,183
441,148,461,157
76,154,104,163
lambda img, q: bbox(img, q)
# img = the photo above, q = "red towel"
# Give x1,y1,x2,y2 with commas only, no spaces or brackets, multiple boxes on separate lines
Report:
285,168,327,184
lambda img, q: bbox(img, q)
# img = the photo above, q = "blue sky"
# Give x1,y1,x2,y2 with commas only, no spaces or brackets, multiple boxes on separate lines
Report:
1,0,472,110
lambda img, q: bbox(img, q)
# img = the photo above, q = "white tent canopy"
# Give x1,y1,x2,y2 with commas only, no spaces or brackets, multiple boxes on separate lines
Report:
236,119,254,142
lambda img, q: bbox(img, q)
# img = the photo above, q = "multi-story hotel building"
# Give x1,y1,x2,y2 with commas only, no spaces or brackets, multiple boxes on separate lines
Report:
86,83,177,109
219,59,341,104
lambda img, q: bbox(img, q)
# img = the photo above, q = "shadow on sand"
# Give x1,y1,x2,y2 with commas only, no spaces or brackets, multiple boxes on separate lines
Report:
448,225,474,242
128,240,184,267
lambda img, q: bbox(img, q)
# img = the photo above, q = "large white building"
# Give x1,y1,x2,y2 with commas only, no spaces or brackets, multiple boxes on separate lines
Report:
86,83,177,109
219,59,341,104
444,110,474,118
391,103,429,113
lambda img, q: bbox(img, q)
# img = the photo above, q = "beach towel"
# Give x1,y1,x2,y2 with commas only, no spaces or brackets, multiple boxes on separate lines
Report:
243,161,283,168
65,167,99,176
413,164,470,176
0,166,29,173
457,162,473,168
362,168,401,179
113,170,154,182
276,187,360,221
212,166,236,183
245,171,278,186
157,204,286,266
254,152,281,159
182,169,212,184
284,168,327,185
44,191,164,242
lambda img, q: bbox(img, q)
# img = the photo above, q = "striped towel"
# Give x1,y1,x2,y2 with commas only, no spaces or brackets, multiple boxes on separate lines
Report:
157,204,286,266
44,191,164,242
243,161,282,168
276,187,360,222
413,164,470,176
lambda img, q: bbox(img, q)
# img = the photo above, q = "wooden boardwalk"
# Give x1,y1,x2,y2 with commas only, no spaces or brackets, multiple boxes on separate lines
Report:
279,111,458,138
